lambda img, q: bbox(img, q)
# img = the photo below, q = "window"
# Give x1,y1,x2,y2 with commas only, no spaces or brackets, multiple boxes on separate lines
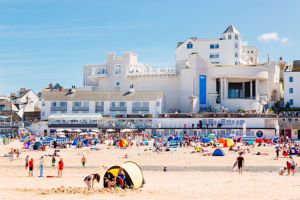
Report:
215,44,219,49
156,101,160,107
210,44,214,49
142,102,149,107
114,64,122,75
289,77,293,82
235,52,238,58
215,53,219,58
289,88,293,94
251,51,254,53
115,81,120,90
228,34,232,40
42,111,45,116
73,102,81,107
209,53,214,59
111,102,116,107
59,102,67,107
235,43,239,48
51,102,57,107
235,61,239,65
235,34,238,40
289,99,294,105
187,42,193,49
120,102,126,107
96,67,107,75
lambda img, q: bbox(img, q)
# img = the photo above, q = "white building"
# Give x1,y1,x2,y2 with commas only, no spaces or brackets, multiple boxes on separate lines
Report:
41,25,281,121
176,25,259,65
284,61,300,108
41,87,163,120
83,25,280,114
9,88,40,119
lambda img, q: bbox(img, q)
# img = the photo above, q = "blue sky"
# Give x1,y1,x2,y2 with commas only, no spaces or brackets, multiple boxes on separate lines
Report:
0,0,299,95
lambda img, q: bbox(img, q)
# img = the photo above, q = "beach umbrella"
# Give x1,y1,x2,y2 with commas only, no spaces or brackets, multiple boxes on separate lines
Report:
91,129,100,133
208,133,216,140
56,129,64,132
73,129,82,133
107,129,115,132
79,132,87,136
168,136,174,141
88,132,98,135
121,129,132,133
119,138,128,148
56,132,65,136
64,129,73,132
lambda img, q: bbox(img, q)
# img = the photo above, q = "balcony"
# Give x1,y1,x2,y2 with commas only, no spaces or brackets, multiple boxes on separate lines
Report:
132,107,149,112
51,106,67,112
110,106,127,111
72,106,89,112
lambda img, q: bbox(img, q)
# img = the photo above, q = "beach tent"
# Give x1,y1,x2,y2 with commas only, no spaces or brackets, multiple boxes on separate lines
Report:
33,142,43,150
212,148,225,156
223,139,235,147
168,136,174,141
218,138,226,144
202,138,211,143
103,161,145,189
119,138,128,148
289,147,299,155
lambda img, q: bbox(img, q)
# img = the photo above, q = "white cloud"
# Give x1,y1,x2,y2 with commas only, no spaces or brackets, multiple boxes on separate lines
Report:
281,37,289,45
257,32,289,45
257,32,280,42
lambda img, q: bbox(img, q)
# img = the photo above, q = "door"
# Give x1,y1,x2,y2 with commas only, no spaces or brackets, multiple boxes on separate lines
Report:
285,129,292,139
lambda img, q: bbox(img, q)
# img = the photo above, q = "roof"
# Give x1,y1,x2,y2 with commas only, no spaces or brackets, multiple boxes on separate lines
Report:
48,114,103,120
42,90,164,101
223,25,240,34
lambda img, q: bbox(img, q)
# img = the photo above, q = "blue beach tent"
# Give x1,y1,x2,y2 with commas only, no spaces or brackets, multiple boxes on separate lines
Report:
212,148,225,156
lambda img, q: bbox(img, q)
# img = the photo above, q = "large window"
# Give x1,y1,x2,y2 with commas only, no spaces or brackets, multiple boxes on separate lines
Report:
96,67,107,75
114,64,122,75
289,77,293,82
235,43,239,48
289,99,294,105
228,83,243,98
289,88,293,94
228,34,232,40
235,34,239,40
187,42,193,49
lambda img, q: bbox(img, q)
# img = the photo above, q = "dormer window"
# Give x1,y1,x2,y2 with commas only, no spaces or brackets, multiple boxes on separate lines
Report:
228,34,232,40
235,34,239,40
187,42,193,49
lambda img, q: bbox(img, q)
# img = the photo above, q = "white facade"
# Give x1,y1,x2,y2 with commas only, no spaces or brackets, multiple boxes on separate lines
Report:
41,90,163,120
284,71,300,107
176,25,259,66
83,52,280,113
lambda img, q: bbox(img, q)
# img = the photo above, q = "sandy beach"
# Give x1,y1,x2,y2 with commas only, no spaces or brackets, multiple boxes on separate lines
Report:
0,141,299,200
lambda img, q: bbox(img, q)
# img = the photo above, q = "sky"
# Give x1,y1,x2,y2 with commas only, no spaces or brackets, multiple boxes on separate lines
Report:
0,0,299,95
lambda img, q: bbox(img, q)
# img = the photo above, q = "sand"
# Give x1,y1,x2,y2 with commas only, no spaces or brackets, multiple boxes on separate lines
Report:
0,140,299,200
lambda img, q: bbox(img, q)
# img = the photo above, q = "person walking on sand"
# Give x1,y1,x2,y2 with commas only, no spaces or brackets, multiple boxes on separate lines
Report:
25,155,29,169
84,173,100,190
236,152,245,175
290,156,297,176
81,155,86,167
58,158,64,178
39,156,44,177
51,155,56,169
28,158,34,177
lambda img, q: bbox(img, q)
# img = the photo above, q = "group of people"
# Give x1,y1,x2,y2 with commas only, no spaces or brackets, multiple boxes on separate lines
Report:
25,155,64,178
279,156,298,176
83,168,127,190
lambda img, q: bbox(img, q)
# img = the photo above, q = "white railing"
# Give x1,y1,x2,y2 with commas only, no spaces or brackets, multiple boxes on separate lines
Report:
127,67,177,76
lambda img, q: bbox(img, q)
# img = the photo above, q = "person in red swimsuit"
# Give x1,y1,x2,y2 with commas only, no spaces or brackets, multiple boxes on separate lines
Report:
28,158,34,177
58,158,64,178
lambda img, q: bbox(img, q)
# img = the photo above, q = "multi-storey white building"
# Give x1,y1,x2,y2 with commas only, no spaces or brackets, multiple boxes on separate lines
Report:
83,25,280,114
284,61,300,108
176,25,259,65
41,25,281,120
